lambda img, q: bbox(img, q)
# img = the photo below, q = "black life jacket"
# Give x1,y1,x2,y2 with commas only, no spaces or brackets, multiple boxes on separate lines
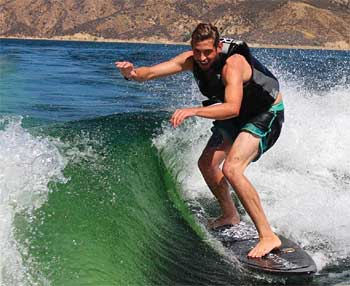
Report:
193,38,280,120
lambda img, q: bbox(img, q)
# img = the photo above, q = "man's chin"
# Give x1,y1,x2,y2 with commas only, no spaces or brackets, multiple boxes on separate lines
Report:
199,63,211,70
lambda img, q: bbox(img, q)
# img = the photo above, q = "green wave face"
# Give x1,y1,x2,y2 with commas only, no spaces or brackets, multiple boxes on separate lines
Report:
13,113,238,286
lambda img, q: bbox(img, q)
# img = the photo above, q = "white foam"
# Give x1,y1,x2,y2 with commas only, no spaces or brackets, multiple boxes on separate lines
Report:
154,78,350,271
249,81,350,270
0,116,66,286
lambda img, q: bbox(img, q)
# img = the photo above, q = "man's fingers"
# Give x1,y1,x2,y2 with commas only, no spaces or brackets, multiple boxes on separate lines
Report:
115,61,125,68
119,63,129,69
115,61,135,79
171,110,187,128
123,62,132,69
170,112,176,127
170,111,177,127
115,61,133,70
171,110,181,128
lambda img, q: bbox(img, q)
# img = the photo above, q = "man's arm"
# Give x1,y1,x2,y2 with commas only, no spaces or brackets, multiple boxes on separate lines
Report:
115,51,193,82
171,54,250,128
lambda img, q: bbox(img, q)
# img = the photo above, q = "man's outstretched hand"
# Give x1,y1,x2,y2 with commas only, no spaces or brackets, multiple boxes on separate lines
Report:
115,61,137,80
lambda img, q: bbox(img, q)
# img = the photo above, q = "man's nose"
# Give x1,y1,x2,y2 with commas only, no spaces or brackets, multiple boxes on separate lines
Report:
199,53,206,61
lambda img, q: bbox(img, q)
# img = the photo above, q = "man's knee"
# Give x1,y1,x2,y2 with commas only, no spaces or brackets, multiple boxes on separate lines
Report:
222,158,244,182
198,154,210,174
198,152,223,180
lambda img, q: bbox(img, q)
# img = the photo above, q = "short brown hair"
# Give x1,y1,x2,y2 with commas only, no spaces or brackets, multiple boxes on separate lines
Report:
191,23,220,47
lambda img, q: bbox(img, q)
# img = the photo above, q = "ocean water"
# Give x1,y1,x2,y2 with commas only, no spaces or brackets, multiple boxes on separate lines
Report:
0,39,349,286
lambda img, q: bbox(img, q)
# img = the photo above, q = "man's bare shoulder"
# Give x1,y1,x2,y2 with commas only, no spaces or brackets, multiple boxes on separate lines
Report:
225,54,248,68
223,54,252,83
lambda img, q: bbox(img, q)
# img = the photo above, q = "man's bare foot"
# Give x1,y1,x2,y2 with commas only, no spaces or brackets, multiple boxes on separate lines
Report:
208,215,240,229
247,233,281,258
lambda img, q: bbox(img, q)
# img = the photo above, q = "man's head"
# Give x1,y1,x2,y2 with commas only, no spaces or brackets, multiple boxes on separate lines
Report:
191,23,222,70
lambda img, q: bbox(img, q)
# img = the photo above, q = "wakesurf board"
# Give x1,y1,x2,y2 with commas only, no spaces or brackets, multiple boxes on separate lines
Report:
210,222,317,277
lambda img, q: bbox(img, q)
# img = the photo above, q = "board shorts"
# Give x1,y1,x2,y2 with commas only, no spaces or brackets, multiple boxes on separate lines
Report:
207,101,284,161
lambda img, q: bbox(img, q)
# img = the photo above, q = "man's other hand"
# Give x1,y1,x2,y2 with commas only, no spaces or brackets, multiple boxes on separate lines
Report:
115,61,137,80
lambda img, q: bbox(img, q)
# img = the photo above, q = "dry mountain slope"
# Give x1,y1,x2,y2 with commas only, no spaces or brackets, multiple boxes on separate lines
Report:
0,0,349,49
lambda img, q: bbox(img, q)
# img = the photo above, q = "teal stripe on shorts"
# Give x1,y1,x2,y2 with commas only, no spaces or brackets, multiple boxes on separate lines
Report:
241,101,284,160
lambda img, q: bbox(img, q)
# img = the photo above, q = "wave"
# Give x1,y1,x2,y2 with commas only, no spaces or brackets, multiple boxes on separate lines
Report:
1,113,243,286
0,116,66,285
2,78,350,285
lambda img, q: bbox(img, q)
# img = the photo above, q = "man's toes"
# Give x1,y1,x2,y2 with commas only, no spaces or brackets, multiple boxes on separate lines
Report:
260,249,267,257
255,249,262,258
248,246,266,258
248,247,257,258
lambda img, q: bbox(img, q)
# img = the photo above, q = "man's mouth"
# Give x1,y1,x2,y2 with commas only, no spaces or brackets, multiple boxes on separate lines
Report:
198,60,210,69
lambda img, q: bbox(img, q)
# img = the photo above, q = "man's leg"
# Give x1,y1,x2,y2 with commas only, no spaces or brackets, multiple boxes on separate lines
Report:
198,137,240,228
222,131,281,258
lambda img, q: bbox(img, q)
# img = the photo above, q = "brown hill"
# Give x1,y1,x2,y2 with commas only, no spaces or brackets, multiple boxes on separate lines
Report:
0,0,349,49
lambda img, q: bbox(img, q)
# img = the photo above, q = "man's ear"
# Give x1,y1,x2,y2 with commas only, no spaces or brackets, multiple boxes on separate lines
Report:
217,41,223,52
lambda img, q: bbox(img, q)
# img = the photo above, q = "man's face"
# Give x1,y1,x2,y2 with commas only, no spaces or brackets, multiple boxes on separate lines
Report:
192,38,222,71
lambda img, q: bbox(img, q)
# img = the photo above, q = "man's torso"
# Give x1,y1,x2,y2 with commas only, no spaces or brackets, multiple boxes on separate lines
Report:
192,39,280,120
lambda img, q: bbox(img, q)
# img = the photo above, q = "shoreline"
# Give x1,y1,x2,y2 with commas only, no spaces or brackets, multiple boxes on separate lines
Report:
0,35,187,46
1,35,349,51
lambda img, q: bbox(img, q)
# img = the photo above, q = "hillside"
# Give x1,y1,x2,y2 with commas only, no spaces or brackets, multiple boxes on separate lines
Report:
0,0,349,49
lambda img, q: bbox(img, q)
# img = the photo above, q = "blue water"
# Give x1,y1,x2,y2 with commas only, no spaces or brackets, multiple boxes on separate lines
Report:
0,39,195,123
1,39,350,286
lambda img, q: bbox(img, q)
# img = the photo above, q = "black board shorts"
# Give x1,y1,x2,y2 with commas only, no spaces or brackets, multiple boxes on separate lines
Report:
208,101,284,161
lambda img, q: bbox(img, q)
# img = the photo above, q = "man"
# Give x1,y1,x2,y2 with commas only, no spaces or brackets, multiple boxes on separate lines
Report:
116,23,284,258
